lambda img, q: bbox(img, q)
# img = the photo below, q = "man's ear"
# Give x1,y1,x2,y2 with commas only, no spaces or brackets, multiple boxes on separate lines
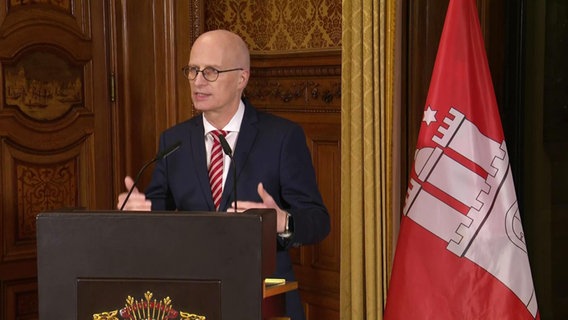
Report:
238,69,250,88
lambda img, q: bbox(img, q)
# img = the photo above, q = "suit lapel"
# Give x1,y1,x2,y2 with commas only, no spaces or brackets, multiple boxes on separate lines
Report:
220,101,259,211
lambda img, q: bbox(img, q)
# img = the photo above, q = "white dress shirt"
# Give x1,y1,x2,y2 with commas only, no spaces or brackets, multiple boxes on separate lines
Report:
202,100,245,189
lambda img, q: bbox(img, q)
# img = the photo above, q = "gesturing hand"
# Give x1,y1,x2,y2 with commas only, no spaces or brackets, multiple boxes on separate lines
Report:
228,182,288,233
116,176,152,211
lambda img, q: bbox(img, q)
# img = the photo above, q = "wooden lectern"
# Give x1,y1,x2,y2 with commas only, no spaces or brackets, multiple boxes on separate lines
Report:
36,209,293,320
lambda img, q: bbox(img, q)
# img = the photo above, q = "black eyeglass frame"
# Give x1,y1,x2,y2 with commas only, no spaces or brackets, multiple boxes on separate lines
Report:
181,65,244,82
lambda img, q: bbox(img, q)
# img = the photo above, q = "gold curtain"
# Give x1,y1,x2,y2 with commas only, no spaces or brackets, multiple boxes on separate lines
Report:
340,0,397,318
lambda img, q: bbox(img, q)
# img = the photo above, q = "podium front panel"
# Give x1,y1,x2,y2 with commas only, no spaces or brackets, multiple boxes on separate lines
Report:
36,210,276,320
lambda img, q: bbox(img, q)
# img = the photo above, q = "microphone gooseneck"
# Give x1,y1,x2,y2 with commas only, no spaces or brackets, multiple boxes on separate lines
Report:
119,141,181,211
218,134,237,213
156,141,182,160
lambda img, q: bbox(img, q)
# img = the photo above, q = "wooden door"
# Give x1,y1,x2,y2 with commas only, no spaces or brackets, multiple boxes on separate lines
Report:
0,1,113,318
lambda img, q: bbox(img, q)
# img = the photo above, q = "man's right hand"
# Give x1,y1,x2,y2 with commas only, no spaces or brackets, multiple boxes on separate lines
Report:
116,176,152,211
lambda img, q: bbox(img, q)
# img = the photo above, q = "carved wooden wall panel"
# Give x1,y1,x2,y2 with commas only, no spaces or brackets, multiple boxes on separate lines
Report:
246,54,341,110
4,278,37,319
0,1,113,319
246,52,341,319
2,141,88,260
112,0,200,188
296,122,341,320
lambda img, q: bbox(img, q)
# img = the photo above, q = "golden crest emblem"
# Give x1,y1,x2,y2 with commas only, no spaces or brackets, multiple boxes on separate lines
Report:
93,291,206,320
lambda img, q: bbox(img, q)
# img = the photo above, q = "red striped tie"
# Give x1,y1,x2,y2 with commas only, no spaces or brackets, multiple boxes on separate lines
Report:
209,130,227,211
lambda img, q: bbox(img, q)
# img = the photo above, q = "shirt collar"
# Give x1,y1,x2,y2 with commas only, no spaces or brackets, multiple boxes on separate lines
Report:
203,100,245,136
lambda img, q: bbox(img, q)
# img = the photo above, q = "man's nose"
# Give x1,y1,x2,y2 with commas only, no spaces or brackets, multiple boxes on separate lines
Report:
192,71,208,85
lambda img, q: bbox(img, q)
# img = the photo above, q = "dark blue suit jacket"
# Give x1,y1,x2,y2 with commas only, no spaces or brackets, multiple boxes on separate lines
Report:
145,99,330,319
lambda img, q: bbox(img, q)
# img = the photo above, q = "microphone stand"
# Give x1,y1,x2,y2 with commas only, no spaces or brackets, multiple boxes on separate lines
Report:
119,141,181,211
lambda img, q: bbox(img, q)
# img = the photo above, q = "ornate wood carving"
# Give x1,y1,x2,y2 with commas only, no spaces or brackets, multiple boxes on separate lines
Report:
17,161,77,233
247,52,342,113
9,0,71,11
1,0,91,38
3,48,84,121
246,76,341,111
0,1,112,319
2,137,84,263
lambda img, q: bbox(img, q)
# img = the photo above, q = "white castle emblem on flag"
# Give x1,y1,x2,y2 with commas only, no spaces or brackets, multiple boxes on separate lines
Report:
404,107,538,318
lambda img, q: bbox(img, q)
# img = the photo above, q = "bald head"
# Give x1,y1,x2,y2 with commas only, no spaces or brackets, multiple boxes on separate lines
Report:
190,30,250,71
187,30,250,125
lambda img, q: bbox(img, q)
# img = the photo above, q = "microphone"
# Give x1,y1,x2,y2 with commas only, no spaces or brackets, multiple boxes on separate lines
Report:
218,134,237,213
119,141,181,211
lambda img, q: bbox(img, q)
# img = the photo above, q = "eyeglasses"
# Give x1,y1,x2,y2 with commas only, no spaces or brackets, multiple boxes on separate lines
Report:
181,65,243,82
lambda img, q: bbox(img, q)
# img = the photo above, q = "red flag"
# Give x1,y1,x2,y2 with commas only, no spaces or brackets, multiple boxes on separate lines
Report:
384,0,539,319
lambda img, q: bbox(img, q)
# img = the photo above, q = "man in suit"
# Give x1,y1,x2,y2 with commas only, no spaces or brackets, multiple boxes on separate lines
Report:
117,29,330,320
